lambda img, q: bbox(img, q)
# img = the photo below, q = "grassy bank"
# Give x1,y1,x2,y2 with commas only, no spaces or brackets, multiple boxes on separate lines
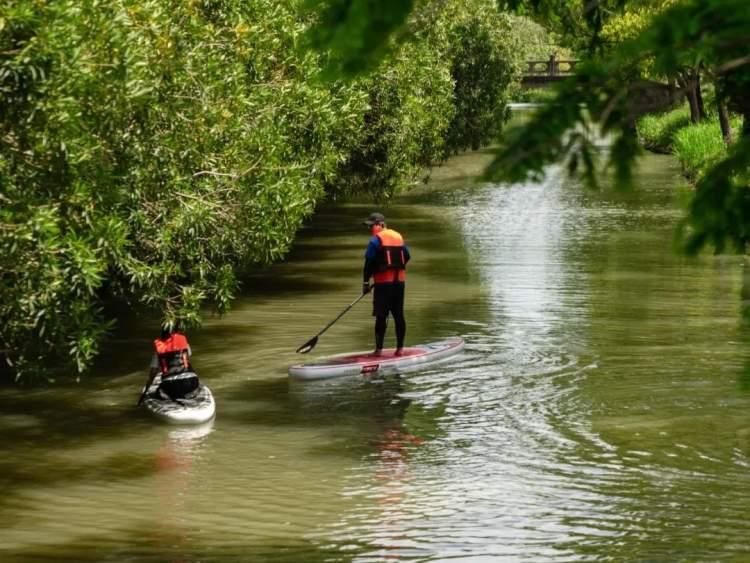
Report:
510,88,558,104
637,106,744,180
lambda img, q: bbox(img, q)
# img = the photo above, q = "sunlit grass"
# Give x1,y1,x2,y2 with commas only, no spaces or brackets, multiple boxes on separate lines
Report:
673,116,744,180
637,106,691,152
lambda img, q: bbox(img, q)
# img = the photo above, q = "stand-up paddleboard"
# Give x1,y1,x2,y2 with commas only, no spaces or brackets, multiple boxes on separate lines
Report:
142,373,216,424
289,337,464,380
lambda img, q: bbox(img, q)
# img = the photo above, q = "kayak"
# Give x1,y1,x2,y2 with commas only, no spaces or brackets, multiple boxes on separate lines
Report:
142,373,216,425
288,337,465,380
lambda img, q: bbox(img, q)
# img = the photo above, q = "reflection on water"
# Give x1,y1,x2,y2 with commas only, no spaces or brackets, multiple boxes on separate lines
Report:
3,134,750,560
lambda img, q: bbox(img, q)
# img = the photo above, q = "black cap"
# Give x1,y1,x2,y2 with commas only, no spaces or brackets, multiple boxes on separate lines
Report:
363,212,385,226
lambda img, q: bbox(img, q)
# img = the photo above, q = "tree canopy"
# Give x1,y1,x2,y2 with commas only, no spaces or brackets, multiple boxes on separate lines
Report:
306,0,750,253
490,0,750,255
0,0,520,380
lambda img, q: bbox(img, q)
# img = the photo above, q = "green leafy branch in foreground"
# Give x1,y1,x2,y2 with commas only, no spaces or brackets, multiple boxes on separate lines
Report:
303,0,416,79
488,0,750,254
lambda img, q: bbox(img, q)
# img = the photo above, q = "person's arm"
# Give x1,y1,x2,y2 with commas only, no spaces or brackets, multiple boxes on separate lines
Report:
403,244,411,265
363,236,380,291
149,353,159,376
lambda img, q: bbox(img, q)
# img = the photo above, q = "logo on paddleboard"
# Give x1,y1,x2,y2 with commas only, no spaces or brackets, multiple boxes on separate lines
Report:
361,364,380,375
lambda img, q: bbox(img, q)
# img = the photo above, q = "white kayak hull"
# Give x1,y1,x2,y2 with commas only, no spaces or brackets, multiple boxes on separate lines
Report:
289,337,465,380
142,375,216,425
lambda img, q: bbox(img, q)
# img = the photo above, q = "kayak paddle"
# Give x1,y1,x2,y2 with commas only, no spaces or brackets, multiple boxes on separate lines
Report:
137,371,158,406
296,286,371,354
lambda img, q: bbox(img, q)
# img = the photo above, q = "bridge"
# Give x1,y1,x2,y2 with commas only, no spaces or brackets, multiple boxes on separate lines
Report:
521,58,578,88
520,57,686,118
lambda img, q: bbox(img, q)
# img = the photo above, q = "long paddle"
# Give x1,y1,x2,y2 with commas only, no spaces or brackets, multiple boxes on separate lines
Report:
137,370,158,406
296,286,371,354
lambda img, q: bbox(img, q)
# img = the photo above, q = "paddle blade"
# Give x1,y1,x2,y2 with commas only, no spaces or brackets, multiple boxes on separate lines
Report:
296,335,318,354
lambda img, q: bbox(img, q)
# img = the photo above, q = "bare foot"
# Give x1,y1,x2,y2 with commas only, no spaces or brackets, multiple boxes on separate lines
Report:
371,349,383,357
394,348,404,357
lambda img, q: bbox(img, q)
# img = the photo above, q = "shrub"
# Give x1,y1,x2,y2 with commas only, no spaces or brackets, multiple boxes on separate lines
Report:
510,88,558,104
673,116,744,180
637,106,691,152
0,0,519,380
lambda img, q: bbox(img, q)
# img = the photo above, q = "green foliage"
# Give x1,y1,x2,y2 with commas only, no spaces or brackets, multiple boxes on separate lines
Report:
511,88,561,104
680,136,750,254
303,0,415,79
1,0,519,380
486,58,642,191
491,0,750,255
504,15,573,61
600,0,676,45
500,0,634,54
330,43,455,198
443,8,518,153
0,0,365,379
673,116,744,180
637,106,691,152
327,0,519,198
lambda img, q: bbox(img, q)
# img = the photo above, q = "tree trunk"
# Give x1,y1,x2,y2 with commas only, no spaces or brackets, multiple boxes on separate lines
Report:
695,72,706,121
678,71,700,123
718,97,732,145
687,88,700,123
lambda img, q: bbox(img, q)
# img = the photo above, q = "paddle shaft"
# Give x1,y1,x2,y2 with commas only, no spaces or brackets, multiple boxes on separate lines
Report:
321,290,370,335
296,287,371,353
137,370,158,406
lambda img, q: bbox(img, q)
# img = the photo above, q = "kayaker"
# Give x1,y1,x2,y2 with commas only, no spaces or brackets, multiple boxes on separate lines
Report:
362,212,410,356
149,324,200,400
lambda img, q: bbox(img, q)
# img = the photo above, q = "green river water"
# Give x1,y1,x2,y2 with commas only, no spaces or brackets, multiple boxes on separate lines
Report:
3,125,750,561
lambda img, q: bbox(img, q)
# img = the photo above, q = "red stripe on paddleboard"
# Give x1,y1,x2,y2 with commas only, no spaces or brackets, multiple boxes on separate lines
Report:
320,348,425,366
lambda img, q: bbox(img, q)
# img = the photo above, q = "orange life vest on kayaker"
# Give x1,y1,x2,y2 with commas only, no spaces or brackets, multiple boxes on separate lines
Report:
373,228,407,284
153,333,191,377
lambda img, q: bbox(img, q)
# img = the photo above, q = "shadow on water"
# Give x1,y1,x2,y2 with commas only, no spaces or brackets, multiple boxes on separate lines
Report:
3,521,366,563
218,371,447,461
738,257,750,392
0,451,156,510
240,275,350,305
0,415,169,523
224,374,410,424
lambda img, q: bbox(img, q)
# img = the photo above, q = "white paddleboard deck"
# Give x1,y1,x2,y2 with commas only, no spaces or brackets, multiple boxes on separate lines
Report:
142,374,216,424
289,337,464,380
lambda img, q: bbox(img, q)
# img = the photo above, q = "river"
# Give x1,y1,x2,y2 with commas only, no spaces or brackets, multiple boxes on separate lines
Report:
3,123,750,561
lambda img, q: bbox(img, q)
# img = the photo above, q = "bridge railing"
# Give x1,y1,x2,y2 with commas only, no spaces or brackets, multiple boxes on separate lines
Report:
525,59,579,76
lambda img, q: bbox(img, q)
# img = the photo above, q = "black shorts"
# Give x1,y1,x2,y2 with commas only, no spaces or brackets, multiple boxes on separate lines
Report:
159,372,199,400
372,283,405,317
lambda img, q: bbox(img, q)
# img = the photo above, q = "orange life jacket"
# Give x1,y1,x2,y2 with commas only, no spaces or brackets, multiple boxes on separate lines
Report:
153,333,191,377
374,228,407,284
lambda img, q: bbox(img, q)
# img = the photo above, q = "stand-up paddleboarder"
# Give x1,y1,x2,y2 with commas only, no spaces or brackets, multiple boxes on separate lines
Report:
362,212,411,356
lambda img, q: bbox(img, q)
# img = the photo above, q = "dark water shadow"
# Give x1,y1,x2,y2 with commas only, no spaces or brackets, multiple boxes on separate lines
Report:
224,374,410,426
0,451,156,512
0,391,180,512
219,369,449,463
239,274,349,300
1,519,366,563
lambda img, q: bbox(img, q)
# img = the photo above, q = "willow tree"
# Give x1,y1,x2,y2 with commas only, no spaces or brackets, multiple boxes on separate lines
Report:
0,0,368,379
1,0,521,381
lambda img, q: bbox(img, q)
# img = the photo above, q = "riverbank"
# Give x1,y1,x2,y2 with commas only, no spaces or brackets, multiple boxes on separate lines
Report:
637,105,744,181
